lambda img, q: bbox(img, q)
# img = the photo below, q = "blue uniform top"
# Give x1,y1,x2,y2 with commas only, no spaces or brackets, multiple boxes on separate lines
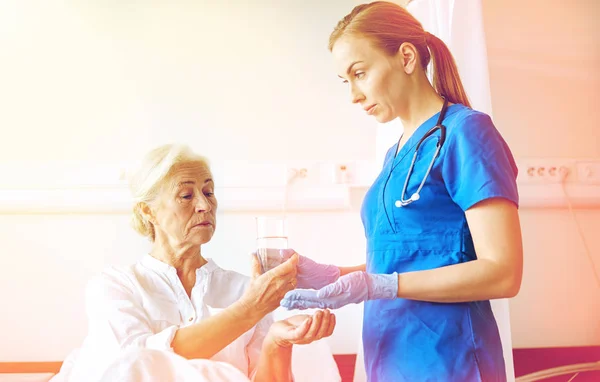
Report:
360,103,518,382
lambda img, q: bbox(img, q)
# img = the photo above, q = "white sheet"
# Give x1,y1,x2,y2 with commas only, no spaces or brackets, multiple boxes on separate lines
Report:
48,340,340,382
97,349,250,382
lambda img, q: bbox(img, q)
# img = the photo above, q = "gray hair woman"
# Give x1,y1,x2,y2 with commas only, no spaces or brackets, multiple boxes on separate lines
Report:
56,144,335,382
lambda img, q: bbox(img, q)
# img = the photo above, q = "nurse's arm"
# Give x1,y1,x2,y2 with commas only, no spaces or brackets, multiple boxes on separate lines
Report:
396,197,523,302
339,264,366,276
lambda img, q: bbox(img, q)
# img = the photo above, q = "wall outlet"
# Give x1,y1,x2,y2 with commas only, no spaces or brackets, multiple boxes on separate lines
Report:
517,160,573,184
333,163,354,184
576,161,600,184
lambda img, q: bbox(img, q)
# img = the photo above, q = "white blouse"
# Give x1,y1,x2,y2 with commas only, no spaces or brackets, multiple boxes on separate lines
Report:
64,254,273,382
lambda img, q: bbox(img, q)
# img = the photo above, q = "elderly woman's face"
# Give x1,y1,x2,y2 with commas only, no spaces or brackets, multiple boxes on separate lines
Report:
152,162,217,247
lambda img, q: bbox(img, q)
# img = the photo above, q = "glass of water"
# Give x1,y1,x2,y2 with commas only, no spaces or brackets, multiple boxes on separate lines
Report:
255,216,288,273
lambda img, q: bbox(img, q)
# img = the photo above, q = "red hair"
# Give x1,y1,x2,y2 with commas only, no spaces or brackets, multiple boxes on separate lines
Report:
329,1,471,108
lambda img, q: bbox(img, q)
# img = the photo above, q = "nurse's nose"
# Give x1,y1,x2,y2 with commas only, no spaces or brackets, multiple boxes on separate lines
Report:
350,83,364,104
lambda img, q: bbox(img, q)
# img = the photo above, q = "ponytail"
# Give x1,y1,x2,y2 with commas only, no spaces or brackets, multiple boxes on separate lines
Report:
425,32,471,107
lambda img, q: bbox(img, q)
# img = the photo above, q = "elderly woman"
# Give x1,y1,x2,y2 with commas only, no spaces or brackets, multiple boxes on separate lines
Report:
55,144,335,382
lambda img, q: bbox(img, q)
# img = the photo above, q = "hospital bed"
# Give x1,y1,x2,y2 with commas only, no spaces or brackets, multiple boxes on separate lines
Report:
0,375,55,382
515,361,600,381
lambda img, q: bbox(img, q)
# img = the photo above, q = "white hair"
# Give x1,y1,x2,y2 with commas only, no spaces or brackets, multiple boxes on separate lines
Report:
127,144,210,241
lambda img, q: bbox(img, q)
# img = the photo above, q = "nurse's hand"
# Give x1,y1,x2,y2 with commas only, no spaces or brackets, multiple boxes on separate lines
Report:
280,271,398,310
280,249,340,289
265,310,336,348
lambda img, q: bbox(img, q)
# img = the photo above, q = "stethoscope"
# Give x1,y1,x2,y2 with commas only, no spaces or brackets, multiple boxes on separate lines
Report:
381,97,449,231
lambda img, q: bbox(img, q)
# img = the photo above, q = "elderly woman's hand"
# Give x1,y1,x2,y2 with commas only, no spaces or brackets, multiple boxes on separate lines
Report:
240,253,299,317
265,310,336,348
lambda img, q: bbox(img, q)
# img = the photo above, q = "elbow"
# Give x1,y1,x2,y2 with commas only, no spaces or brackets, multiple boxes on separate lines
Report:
503,281,520,298
499,271,522,298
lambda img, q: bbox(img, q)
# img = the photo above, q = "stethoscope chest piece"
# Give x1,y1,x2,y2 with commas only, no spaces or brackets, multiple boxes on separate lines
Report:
395,192,420,208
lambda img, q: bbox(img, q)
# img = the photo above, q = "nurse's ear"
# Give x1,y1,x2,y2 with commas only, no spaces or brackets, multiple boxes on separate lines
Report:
396,42,418,75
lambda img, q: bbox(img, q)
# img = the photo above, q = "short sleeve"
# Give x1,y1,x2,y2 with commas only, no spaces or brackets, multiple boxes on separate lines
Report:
441,112,519,211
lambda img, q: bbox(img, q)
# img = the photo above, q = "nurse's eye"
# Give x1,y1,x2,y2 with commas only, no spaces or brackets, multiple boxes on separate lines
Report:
354,71,365,79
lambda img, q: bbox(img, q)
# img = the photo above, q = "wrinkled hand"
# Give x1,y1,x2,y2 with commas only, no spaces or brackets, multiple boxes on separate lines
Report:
280,271,398,310
266,310,336,348
280,249,340,290
241,252,298,316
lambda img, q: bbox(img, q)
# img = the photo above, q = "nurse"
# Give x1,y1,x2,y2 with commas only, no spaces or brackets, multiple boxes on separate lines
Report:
280,1,523,381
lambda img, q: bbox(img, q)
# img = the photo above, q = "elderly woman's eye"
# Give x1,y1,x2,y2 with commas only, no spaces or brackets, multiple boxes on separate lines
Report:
205,191,214,197
182,194,193,200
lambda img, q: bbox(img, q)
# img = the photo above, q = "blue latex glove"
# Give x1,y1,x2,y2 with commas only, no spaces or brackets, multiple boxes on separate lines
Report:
280,271,398,310
280,249,340,290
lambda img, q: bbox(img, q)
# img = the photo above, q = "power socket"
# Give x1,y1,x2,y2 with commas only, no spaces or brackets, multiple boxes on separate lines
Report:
576,161,600,184
333,163,355,184
518,160,572,184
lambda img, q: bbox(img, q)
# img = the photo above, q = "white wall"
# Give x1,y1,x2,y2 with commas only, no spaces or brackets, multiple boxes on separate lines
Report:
482,0,600,348
0,0,599,362
0,0,375,164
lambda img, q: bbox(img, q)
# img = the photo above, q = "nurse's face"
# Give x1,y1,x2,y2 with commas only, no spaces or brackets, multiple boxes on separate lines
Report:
150,162,218,249
332,35,410,123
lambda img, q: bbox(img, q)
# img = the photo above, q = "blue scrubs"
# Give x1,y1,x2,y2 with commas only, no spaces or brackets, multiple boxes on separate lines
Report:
361,104,519,381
